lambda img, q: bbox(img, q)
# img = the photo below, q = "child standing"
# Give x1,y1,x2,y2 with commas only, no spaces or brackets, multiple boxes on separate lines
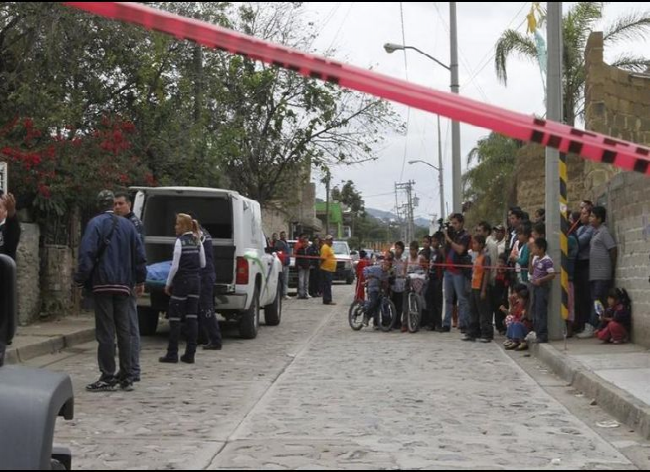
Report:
160,214,206,364
530,238,556,344
355,250,371,301
464,235,493,343
363,259,390,328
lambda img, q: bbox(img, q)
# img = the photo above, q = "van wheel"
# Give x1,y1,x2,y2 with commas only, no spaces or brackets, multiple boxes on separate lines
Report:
239,285,260,339
138,307,160,336
264,283,283,326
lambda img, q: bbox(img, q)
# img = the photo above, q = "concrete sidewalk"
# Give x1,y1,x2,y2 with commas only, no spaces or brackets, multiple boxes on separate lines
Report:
533,338,650,440
5,315,95,365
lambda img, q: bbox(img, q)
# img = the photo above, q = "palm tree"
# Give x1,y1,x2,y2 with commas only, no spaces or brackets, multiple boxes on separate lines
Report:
495,2,650,126
462,133,522,225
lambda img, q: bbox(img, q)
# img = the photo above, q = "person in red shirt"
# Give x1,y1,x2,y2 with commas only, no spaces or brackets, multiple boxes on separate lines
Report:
355,250,371,301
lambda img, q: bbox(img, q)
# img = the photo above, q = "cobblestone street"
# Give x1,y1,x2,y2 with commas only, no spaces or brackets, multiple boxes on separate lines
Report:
28,285,649,470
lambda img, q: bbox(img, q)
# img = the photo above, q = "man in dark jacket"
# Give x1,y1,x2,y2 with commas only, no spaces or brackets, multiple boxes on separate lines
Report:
114,191,145,382
0,193,21,261
75,190,147,393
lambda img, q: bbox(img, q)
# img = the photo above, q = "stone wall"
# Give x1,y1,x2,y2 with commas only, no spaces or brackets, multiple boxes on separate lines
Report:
40,245,74,317
515,144,587,217
15,222,40,325
583,32,650,347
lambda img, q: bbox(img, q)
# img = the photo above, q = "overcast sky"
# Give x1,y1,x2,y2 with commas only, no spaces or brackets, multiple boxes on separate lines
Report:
301,2,650,222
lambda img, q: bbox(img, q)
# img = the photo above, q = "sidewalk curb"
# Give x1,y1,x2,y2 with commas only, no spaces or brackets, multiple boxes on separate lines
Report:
6,328,96,365
533,343,650,440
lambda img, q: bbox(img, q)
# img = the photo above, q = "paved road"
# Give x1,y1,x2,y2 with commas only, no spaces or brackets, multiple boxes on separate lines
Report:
29,285,648,469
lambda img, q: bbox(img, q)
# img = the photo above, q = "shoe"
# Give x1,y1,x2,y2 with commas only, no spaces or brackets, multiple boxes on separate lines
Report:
576,325,596,339
505,342,520,350
612,340,627,345
306,295,312,299
515,342,529,351
181,354,195,364
461,334,475,342
159,355,179,364
436,326,451,333
86,379,117,392
133,377,141,383
283,296,291,300
478,338,492,344
401,326,408,333
203,343,222,351
120,381,134,392
323,302,337,306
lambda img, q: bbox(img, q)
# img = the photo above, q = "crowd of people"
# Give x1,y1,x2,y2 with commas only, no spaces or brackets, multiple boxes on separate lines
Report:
350,202,631,351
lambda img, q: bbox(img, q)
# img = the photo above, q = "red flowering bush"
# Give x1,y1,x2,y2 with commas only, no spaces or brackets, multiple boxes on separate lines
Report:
0,116,154,215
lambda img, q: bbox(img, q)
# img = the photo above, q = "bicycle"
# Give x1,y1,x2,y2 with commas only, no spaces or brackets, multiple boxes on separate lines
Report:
349,286,396,332
405,272,427,333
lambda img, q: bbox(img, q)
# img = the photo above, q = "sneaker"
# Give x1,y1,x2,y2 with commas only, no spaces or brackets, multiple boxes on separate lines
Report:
283,296,291,300
436,326,451,333
515,342,529,351
120,381,134,392
461,334,475,342
159,355,179,364
576,325,596,339
478,338,492,344
86,379,117,392
203,343,222,351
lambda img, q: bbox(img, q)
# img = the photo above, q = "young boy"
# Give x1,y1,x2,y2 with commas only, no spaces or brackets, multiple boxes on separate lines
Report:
363,259,390,328
464,235,493,343
530,238,556,344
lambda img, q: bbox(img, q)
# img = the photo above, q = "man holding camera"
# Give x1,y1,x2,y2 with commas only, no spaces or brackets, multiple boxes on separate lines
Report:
441,213,472,334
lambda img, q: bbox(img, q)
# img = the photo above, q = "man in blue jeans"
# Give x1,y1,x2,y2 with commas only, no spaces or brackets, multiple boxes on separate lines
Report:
442,213,472,334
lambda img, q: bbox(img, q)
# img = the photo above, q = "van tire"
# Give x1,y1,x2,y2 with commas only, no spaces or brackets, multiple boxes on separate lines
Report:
264,282,283,326
138,307,160,336
239,285,260,339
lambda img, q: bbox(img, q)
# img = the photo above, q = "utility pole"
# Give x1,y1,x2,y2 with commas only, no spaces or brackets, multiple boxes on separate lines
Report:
546,2,565,341
437,115,445,220
324,170,331,236
450,2,462,214
395,181,416,243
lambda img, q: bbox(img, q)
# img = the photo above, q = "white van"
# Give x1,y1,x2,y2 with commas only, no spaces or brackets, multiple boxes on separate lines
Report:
132,187,283,339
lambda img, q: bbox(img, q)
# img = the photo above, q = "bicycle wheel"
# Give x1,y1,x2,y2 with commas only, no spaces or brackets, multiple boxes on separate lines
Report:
349,301,365,331
407,292,421,333
379,298,396,332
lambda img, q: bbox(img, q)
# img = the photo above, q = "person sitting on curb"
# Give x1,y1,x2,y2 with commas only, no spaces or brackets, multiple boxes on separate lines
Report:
596,289,631,345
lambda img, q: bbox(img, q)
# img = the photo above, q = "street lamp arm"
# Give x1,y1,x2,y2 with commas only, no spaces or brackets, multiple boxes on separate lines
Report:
408,160,441,172
405,46,451,71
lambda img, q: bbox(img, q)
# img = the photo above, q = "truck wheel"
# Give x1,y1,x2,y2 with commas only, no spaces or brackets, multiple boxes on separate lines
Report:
138,307,160,336
239,285,260,339
264,283,283,326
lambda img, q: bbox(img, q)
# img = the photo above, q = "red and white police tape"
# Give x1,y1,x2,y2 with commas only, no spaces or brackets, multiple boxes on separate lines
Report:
63,2,650,176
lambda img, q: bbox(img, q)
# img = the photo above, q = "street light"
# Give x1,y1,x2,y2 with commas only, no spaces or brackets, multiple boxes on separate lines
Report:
383,5,461,215
408,158,445,221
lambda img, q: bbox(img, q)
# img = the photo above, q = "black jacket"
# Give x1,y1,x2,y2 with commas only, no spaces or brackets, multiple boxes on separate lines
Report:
0,215,21,261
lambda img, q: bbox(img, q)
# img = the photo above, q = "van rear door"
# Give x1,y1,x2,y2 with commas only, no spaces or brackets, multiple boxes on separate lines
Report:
133,188,236,285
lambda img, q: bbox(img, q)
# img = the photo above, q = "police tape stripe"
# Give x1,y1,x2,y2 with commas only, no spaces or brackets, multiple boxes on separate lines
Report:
62,2,650,176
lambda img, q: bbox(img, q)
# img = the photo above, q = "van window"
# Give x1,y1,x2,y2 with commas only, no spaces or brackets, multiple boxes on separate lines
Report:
144,195,233,239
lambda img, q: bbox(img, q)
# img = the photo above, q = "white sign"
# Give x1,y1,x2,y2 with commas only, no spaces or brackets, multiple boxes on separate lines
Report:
0,162,6,195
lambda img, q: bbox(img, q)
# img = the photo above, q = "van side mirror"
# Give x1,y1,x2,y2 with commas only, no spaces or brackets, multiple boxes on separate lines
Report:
0,254,17,367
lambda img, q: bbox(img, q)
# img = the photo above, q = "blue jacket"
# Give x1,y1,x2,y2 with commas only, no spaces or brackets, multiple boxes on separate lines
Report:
75,211,147,296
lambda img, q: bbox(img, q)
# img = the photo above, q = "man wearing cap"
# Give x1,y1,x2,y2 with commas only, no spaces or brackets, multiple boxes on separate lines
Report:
492,224,507,258
0,193,21,261
75,190,147,393
320,235,337,305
